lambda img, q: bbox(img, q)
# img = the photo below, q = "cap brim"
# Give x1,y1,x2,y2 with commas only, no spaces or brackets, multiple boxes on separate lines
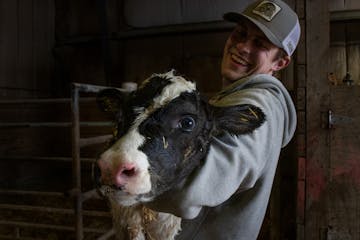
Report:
223,12,283,50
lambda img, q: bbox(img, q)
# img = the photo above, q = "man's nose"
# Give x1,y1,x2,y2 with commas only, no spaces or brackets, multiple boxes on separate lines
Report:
235,39,252,53
235,40,252,54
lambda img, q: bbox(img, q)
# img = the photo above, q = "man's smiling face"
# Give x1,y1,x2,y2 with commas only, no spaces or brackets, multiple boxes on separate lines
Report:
221,18,289,87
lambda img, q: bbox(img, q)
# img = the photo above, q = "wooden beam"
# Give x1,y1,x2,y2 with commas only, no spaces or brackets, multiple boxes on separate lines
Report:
305,0,330,239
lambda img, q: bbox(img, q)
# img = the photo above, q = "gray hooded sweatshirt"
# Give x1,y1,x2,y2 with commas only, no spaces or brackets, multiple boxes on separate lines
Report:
147,74,297,240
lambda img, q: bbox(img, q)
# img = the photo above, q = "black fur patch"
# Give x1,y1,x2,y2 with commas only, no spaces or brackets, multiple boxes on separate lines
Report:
130,76,172,109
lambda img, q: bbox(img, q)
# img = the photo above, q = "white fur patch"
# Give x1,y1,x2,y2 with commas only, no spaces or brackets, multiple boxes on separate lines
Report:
135,70,196,125
151,70,196,109
104,129,151,194
110,202,182,240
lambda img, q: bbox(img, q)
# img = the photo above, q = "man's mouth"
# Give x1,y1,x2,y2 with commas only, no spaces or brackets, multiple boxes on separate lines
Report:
230,53,249,66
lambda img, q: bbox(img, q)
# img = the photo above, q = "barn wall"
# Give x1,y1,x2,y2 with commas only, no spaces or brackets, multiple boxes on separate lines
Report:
0,0,55,99
53,0,124,96
304,1,360,239
0,1,116,238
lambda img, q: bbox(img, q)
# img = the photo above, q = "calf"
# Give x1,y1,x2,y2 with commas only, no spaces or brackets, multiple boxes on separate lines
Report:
96,70,265,239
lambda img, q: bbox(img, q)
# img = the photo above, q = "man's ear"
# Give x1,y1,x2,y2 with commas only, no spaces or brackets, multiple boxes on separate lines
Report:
211,104,265,136
273,55,291,71
96,88,125,115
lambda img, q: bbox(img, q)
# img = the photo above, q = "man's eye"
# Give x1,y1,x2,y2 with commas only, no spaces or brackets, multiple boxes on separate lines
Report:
231,29,246,42
178,116,196,132
254,39,268,49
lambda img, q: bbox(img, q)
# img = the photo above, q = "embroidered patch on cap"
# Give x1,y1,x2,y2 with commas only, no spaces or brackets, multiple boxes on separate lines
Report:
252,1,281,21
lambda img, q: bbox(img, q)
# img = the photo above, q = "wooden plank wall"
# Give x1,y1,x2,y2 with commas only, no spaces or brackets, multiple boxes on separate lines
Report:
0,2,117,237
329,0,360,11
328,86,360,239
305,0,330,238
54,0,123,96
305,1,360,239
0,0,55,99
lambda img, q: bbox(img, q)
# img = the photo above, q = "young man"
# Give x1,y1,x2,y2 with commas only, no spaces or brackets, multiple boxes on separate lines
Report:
147,0,300,239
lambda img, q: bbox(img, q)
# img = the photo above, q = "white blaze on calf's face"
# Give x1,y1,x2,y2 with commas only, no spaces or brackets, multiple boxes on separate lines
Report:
99,129,150,195
98,71,196,196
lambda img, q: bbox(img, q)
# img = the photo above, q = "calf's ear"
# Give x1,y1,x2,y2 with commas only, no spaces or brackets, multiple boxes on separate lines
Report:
212,104,265,135
96,88,125,115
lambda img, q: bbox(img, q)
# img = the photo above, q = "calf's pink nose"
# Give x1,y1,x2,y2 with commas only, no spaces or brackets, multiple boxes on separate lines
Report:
114,163,137,187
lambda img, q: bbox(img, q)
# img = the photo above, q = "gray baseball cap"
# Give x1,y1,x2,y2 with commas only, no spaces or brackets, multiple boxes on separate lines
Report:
224,0,301,56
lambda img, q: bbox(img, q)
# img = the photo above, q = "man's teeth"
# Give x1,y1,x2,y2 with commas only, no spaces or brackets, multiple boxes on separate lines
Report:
231,54,247,65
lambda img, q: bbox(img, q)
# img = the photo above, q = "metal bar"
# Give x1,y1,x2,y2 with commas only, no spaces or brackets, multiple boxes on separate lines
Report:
72,82,125,93
0,83,127,105
0,121,112,128
0,189,64,196
0,156,96,163
71,85,83,240
0,97,96,104
330,10,360,22
97,229,116,240
0,204,110,217
67,188,103,201
327,110,355,129
81,189,102,201
0,221,108,234
79,134,112,148
0,234,42,240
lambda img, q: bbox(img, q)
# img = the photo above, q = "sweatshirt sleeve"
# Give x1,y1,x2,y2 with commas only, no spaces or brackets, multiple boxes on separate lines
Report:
146,79,296,219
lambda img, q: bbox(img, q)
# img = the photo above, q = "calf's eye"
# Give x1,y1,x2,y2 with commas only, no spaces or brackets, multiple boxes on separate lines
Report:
178,116,196,132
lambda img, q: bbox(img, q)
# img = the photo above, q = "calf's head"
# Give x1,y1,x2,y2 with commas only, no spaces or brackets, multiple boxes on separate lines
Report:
96,70,265,206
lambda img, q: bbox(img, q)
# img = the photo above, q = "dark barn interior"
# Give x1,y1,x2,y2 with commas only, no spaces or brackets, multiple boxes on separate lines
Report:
0,0,360,239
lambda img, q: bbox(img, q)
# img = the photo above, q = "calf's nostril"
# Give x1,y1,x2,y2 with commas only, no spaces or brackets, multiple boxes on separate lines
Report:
122,167,136,177
113,163,137,187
